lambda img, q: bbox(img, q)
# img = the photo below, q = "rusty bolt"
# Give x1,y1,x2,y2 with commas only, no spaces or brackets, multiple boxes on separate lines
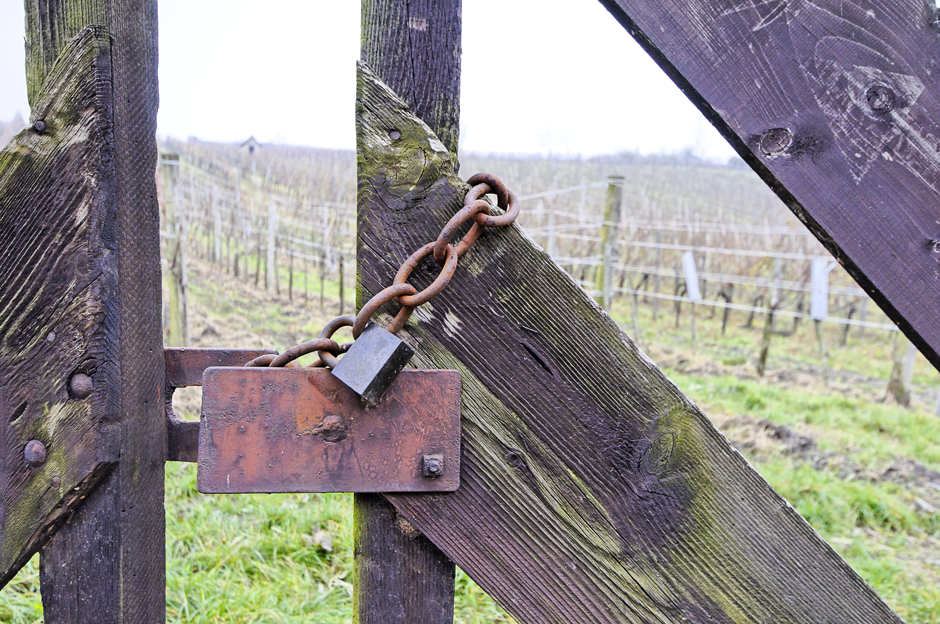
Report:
866,85,896,113
759,128,792,156
25,440,47,467
33,120,46,133
69,372,94,399
423,454,444,478
51,476,61,488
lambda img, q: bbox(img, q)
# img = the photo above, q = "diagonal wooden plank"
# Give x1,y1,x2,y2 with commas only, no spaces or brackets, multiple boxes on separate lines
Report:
357,61,903,623
0,25,118,590
598,0,940,371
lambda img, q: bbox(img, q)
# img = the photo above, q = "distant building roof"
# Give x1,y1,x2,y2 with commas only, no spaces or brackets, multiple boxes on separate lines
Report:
240,136,262,151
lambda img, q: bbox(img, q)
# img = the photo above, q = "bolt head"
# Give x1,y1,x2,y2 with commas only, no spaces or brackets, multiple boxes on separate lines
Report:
759,127,792,156
25,440,47,467
51,476,61,488
33,120,46,133
422,454,444,478
389,130,401,140
69,372,94,399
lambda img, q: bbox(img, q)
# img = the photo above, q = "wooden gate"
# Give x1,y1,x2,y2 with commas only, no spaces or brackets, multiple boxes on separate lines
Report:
2,0,937,622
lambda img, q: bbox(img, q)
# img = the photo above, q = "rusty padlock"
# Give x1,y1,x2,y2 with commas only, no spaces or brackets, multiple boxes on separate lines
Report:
331,321,414,407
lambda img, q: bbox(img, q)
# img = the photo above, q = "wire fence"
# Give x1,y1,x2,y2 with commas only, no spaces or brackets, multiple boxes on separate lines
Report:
159,143,902,332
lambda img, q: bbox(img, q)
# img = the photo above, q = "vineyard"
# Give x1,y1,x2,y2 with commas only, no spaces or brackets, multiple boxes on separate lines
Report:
156,138,934,406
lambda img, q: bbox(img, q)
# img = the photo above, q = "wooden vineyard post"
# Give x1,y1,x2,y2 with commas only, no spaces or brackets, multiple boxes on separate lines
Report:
338,254,345,315
267,198,277,293
595,176,624,310
0,2,165,621
356,1,461,622
885,333,916,407
212,185,222,264
162,153,189,347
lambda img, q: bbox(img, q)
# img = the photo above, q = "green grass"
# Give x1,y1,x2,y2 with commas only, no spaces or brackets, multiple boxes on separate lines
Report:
5,261,940,622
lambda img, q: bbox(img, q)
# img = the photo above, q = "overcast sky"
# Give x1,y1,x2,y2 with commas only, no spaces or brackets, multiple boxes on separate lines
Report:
0,0,736,161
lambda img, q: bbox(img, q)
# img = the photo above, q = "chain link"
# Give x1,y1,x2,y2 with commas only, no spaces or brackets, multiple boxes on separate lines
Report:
252,173,518,368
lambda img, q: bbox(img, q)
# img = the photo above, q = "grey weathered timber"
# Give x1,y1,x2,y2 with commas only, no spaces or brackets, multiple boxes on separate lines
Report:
357,62,903,623
23,1,165,621
595,176,624,310
161,153,189,348
0,26,118,590
358,2,460,621
361,0,461,160
599,0,940,372
353,495,457,623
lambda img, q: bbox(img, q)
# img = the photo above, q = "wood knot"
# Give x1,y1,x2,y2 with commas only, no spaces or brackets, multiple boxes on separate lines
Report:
759,128,792,156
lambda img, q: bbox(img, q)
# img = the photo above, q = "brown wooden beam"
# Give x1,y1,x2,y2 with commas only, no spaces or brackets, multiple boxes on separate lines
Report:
357,62,902,623
0,27,118,589
16,1,165,621
599,0,940,371
357,2,461,622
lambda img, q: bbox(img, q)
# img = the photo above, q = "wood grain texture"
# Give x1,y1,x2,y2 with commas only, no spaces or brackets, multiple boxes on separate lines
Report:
0,25,117,589
354,495,457,624
358,2,460,620
598,0,940,372
23,2,166,622
361,0,462,159
357,62,903,624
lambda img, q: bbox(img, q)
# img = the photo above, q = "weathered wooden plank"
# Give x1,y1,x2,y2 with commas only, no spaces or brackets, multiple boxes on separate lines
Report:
21,1,165,621
361,0,462,160
357,62,903,623
0,26,118,589
357,2,460,622
354,494,457,624
598,0,940,371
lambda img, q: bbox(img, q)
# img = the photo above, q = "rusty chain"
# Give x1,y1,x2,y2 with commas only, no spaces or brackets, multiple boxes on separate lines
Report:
244,173,519,369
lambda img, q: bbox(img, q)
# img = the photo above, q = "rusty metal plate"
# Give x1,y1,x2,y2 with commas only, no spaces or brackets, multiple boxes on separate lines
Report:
197,368,461,493
165,348,277,462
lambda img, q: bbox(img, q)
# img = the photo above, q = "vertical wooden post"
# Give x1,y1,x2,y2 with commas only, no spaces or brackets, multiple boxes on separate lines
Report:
652,230,661,320
546,201,558,258
595,176,623,310
815,319,829,386
234,170,243,277
161,154,188,347
25,2,166,621
319,251,326,311
267,198,277,293
338,254,345,315
885,332,915,407
358,1,460,622
212,185,222,264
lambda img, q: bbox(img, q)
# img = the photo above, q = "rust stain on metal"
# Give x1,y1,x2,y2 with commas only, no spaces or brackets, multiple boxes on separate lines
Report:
197,368,461,493
164,348,277,462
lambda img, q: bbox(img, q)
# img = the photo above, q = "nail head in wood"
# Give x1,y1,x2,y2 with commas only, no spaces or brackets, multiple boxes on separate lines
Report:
69,372,94,399
33,120,46,133
759,127,792,156
24,441,47,467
